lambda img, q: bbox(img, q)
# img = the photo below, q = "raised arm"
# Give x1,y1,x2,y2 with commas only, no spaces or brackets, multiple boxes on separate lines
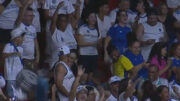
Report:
15,0,33,26
0,0,12,14
55,64,69,97
50,1,64,34
69,66,85,101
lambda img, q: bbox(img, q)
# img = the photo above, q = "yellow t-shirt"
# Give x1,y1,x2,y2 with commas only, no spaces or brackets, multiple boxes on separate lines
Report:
113,55,133,77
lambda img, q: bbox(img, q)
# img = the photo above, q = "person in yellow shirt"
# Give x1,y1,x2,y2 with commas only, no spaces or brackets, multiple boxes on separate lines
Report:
107,42,147,79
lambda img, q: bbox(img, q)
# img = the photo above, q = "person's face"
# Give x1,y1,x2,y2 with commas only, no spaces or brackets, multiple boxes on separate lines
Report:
117,11,128,24
147,15,158,26
87,13,96,26
23,10,34,25
87,90,96,101
161,47,167,57
15,36,24,45
76,91,88,101
159,87,170,101
120,1,130,11
136,2,145,13
110,82,120,93
129,41,141,55
57,16,68,30
148,66,158,81
160,5,168,15
68,53,77,67
101,4,109,15
111,50,120,61
175,45,180,58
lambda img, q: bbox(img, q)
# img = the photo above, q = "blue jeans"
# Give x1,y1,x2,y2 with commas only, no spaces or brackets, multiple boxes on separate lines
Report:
6,80,16,98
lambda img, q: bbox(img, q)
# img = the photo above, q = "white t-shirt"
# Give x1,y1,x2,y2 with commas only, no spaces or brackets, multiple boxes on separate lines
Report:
106,94,117,101
31,0,41,32
166,0,180,8
152,77,169,88
141,22,165,61
78,24,99,55
43,0,75,16
3,43,23,80
109,8,137,27
173,9,180,22
20,23,37,60
138,13,147,24
52,24,77,49
169,80,180,100
97,15,112,38
55,61,75,101
0,0,19,29
119,92,138,101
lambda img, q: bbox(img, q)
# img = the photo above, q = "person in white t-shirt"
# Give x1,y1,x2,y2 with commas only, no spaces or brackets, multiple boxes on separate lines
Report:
2,27,25,99
109,0,137,28
16,7,40,69
48,2,78,69
43,0,75,63
136,9,168,61
105,76,123,101
77,11,101,80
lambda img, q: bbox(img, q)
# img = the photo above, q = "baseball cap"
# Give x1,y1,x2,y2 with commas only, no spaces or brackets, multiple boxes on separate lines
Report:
109,76,123,84
58,46,70,56
11,27,25,40
0,75,5,88
76,85,88,93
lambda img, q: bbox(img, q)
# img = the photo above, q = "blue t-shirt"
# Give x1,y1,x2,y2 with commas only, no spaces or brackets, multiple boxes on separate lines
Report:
170,57,180,81
124,50,148,78
108,24,131,53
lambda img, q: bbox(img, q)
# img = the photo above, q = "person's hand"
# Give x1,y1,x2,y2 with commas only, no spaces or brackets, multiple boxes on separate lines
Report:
57,1,64,9
142,62,149,68
146,39,155,45
77,65,85,77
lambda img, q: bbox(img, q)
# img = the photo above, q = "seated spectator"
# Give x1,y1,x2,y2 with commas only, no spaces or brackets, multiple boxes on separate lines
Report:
104,10,131,61
109,0,137,27
136,8,167,61
2,27,25,99
169,68,180,100
157,85,178,101
148,42,169,78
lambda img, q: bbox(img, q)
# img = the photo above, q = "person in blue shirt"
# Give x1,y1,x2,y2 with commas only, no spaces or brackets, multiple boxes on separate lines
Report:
104,10,131,61
124,33,148,79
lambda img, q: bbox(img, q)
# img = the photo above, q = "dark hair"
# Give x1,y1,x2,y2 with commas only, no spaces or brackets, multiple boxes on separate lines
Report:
169,43,180,57
107,42,119,56
157,2,168,15
156,85,169,101
95,0,108,13
115,10,127,24
118,78,129,95
141,80,159,101
148,42,167,65
147,8,158,17
127,32,139,47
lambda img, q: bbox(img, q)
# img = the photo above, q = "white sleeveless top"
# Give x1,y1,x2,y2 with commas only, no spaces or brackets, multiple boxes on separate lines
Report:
106,94,117,101
55,61,75,101
141,22,164,61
